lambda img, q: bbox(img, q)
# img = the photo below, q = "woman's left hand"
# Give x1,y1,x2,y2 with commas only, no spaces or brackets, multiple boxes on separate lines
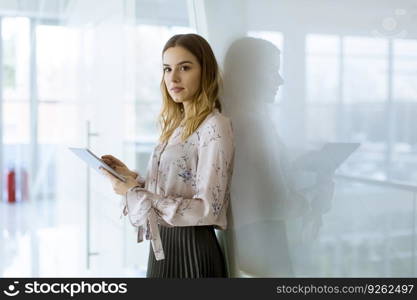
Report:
100,167,140,195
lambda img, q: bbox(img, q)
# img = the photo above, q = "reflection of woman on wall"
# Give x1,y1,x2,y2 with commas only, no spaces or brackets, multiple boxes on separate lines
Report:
100,34,235,278
221,37,310,277
220,37,335,277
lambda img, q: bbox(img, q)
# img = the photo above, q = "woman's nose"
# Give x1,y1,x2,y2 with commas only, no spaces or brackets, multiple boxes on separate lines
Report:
171,69,180,82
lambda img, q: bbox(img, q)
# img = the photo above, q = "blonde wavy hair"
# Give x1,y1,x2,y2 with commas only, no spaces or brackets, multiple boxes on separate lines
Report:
158,33,223,144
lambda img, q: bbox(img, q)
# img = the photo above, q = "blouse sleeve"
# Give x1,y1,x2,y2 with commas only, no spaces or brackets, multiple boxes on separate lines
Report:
120,151,153,217
124,117,235,228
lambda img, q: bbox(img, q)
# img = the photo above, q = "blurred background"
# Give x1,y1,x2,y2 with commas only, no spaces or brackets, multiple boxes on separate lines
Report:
0,0,416,277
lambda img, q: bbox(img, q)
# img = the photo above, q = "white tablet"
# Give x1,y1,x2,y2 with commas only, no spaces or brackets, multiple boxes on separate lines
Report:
69,147,127,182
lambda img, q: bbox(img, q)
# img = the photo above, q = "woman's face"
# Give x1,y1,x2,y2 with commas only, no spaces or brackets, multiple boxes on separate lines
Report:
163,46,201,104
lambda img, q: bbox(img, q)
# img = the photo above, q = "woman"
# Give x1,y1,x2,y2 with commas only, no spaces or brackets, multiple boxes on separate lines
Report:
100,33,235,278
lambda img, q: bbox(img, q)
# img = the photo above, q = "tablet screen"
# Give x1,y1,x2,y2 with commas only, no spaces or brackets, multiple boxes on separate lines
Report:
69,147,127,182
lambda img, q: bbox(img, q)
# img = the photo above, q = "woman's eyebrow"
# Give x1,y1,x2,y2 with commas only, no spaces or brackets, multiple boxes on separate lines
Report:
163,61,194,66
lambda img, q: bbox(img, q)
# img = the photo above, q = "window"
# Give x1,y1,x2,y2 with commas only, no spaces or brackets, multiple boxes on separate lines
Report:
305,33,417,183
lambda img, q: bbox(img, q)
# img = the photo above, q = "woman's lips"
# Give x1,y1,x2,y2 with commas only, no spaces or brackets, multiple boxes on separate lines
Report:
172,88,184,93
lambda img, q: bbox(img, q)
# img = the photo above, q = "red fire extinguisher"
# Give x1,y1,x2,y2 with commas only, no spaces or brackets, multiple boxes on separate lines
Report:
7,168,16,204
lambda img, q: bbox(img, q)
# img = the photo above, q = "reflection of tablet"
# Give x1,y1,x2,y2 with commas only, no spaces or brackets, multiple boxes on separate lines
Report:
69,147,127,182
294,142,360,172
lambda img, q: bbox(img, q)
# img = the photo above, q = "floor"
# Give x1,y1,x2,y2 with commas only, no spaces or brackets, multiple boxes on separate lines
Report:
0,199,147,277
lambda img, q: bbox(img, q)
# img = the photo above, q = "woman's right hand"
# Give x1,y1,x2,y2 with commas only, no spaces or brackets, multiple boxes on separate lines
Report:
101,154,138,179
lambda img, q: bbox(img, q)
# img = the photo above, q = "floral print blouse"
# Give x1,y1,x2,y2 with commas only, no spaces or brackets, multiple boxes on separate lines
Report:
121,108,235,261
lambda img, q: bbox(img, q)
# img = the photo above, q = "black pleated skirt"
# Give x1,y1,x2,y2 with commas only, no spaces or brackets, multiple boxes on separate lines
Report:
146,224,228,278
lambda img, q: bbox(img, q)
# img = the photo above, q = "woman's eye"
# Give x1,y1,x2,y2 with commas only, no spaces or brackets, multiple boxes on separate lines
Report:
164,66,189,72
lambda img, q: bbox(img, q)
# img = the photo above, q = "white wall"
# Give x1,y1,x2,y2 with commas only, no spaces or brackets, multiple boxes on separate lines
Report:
193,0,417,277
